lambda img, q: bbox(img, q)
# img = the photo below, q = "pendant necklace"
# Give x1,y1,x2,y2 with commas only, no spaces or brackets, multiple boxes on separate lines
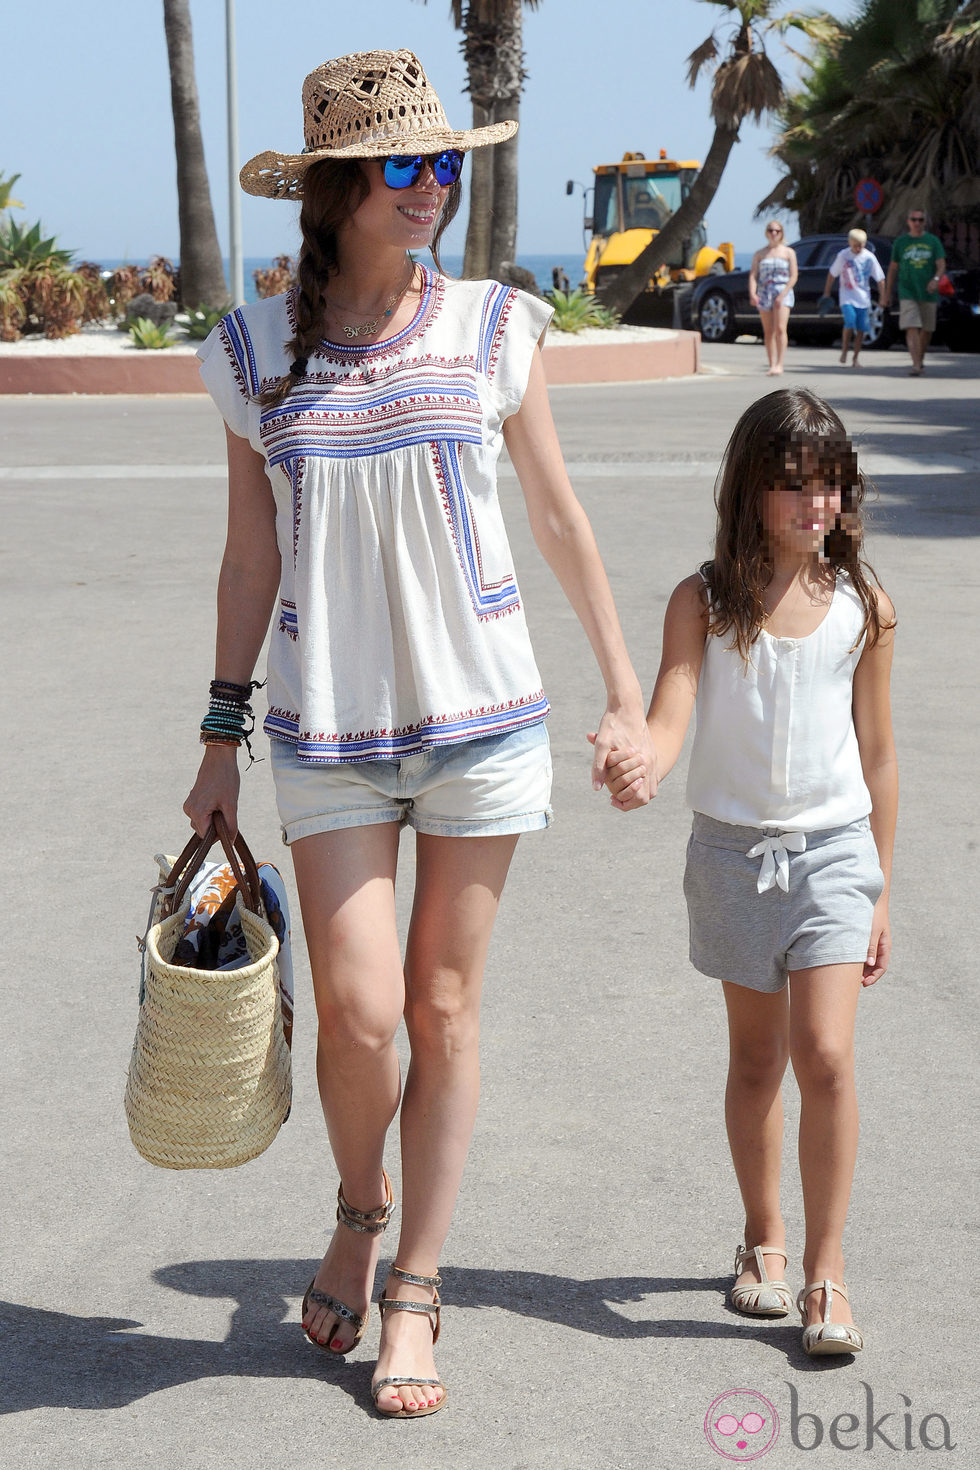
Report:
325,263,416,340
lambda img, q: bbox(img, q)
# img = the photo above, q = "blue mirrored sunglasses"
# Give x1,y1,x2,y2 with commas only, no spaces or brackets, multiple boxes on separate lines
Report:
383,150,464,190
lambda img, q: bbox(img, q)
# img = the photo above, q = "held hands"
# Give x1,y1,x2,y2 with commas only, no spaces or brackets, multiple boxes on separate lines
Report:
586,711,658,811
862,896,891,986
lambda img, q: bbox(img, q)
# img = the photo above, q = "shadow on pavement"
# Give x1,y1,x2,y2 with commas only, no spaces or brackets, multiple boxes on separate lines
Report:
0,1258,848,1412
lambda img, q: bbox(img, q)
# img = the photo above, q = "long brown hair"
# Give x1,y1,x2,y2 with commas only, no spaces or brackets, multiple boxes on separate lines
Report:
702,388,892,657
257,157,461,408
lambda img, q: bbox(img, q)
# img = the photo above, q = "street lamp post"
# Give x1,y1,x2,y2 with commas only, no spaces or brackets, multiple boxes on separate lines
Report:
226,0,244,306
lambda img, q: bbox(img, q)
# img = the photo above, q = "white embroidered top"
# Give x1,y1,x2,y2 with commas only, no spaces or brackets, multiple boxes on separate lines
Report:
198,268,554,762
685,572,872,831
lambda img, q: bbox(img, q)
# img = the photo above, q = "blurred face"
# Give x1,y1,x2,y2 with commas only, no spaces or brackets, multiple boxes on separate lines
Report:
765,223,784,245
849,237,864,254
908,212,926,236
345,158,453,252
763,448,842,559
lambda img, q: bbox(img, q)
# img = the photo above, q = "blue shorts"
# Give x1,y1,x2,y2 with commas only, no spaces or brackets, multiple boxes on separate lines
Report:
684,814,884,992
270,722,553,843
841,302,870,334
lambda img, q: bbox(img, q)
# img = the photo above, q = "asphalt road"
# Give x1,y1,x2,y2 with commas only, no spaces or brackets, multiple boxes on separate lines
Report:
1,337,977,1467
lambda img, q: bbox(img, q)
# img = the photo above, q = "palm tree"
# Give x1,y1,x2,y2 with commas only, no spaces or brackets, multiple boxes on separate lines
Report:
597,0,838,318
421,1,539,278
163,0,228,309
762,0,980,242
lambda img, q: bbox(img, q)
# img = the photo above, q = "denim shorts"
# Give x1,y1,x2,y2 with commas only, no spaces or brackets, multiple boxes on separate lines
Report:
684,814,884,992
270,722,553,843
841,302,870,334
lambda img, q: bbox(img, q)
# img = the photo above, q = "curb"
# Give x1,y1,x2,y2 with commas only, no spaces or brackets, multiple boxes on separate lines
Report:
0,354,202,396
542,331,700,383
0,331,701,395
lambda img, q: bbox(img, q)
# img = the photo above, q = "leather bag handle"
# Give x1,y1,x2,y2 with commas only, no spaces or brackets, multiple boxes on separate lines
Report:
163,813,264,917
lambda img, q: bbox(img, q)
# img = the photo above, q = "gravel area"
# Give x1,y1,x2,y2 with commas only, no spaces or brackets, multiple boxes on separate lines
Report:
0,323,198,356
0,320,678,356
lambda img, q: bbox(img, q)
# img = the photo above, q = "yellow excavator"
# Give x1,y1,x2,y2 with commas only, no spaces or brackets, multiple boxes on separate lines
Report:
572,151,733,305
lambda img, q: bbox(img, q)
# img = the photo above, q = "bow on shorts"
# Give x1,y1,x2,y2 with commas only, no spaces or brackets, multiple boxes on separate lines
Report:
746,831,808,893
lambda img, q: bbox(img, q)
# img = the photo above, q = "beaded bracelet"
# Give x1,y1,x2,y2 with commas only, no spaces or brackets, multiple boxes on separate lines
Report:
199,678,266,763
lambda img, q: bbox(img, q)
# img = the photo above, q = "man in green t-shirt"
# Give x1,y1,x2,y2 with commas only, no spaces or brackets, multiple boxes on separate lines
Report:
883,209,946,376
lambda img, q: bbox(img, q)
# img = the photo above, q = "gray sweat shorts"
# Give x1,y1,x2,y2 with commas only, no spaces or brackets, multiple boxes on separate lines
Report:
684,814,884,992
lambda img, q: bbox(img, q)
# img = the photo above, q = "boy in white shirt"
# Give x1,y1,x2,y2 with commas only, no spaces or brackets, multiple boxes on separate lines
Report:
822,229,886,367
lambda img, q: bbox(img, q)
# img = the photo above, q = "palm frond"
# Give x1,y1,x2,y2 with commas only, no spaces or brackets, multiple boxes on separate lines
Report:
711,50,783,127
687,35,720,88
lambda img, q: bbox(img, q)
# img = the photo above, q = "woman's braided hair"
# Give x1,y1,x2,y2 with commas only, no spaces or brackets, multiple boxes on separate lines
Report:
257,157,462,408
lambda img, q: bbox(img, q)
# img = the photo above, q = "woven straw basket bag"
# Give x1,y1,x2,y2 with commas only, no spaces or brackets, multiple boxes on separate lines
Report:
125,815,292,1170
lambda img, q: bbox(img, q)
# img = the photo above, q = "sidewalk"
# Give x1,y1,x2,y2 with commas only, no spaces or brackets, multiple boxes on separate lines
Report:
0,342,976,1467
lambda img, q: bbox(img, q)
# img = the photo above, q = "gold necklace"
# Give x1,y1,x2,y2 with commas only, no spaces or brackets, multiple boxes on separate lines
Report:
324,264,415,340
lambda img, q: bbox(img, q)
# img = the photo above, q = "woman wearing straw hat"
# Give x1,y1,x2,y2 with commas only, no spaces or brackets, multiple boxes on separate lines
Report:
185,48,653,1419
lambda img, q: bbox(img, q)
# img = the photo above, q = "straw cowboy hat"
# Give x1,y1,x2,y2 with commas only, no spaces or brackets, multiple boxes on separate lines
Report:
240,49,518,199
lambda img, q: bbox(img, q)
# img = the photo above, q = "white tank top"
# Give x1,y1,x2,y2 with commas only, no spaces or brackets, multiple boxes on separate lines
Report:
686,572,872,831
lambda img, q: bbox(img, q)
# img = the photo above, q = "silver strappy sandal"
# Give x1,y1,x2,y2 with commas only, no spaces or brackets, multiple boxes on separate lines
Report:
301,1168,395,1355
798,1279,864,1355
371,1266,447,1419
731,1244,793,1317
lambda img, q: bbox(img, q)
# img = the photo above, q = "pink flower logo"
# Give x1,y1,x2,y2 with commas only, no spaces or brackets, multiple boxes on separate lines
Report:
704,1390,780,1461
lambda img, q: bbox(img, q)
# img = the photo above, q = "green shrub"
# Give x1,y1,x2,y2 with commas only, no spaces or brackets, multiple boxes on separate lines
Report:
184,302,230,339
127,316,176,349
0,217,73,271
545,287,621,333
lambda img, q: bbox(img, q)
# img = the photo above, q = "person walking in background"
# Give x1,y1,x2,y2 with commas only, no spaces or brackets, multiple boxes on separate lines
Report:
600,390,897,1357
822,229,886,369
749,222,798,376
883,209,946,376
184,49,652,1420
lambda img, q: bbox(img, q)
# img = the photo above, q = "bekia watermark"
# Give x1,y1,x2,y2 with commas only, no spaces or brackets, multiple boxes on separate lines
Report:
786,1382,956,1452
704,1383,956,1459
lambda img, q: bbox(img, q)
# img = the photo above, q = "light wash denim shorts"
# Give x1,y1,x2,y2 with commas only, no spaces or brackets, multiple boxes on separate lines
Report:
684,814,884,992
270,722,553,844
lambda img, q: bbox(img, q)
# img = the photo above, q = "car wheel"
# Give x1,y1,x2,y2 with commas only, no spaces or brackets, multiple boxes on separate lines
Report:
865,304,897,350
696,288,736,343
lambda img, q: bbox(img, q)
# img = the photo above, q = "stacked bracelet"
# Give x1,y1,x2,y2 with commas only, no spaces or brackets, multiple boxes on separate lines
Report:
199,678,265,760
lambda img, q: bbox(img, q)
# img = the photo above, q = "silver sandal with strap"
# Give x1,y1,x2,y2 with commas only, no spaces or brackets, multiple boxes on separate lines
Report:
798,1278,864,1355
371,1266,447,1419
301,1168,395,1355
731,1244,793,1317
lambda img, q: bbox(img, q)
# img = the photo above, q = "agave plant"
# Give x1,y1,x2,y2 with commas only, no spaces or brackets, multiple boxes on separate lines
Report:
183,302,231,339
0,217,73,271
127,316,177,349
545,287,621,333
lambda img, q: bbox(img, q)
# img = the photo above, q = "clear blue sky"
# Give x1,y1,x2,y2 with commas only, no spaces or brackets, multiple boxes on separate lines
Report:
2,0,859,268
